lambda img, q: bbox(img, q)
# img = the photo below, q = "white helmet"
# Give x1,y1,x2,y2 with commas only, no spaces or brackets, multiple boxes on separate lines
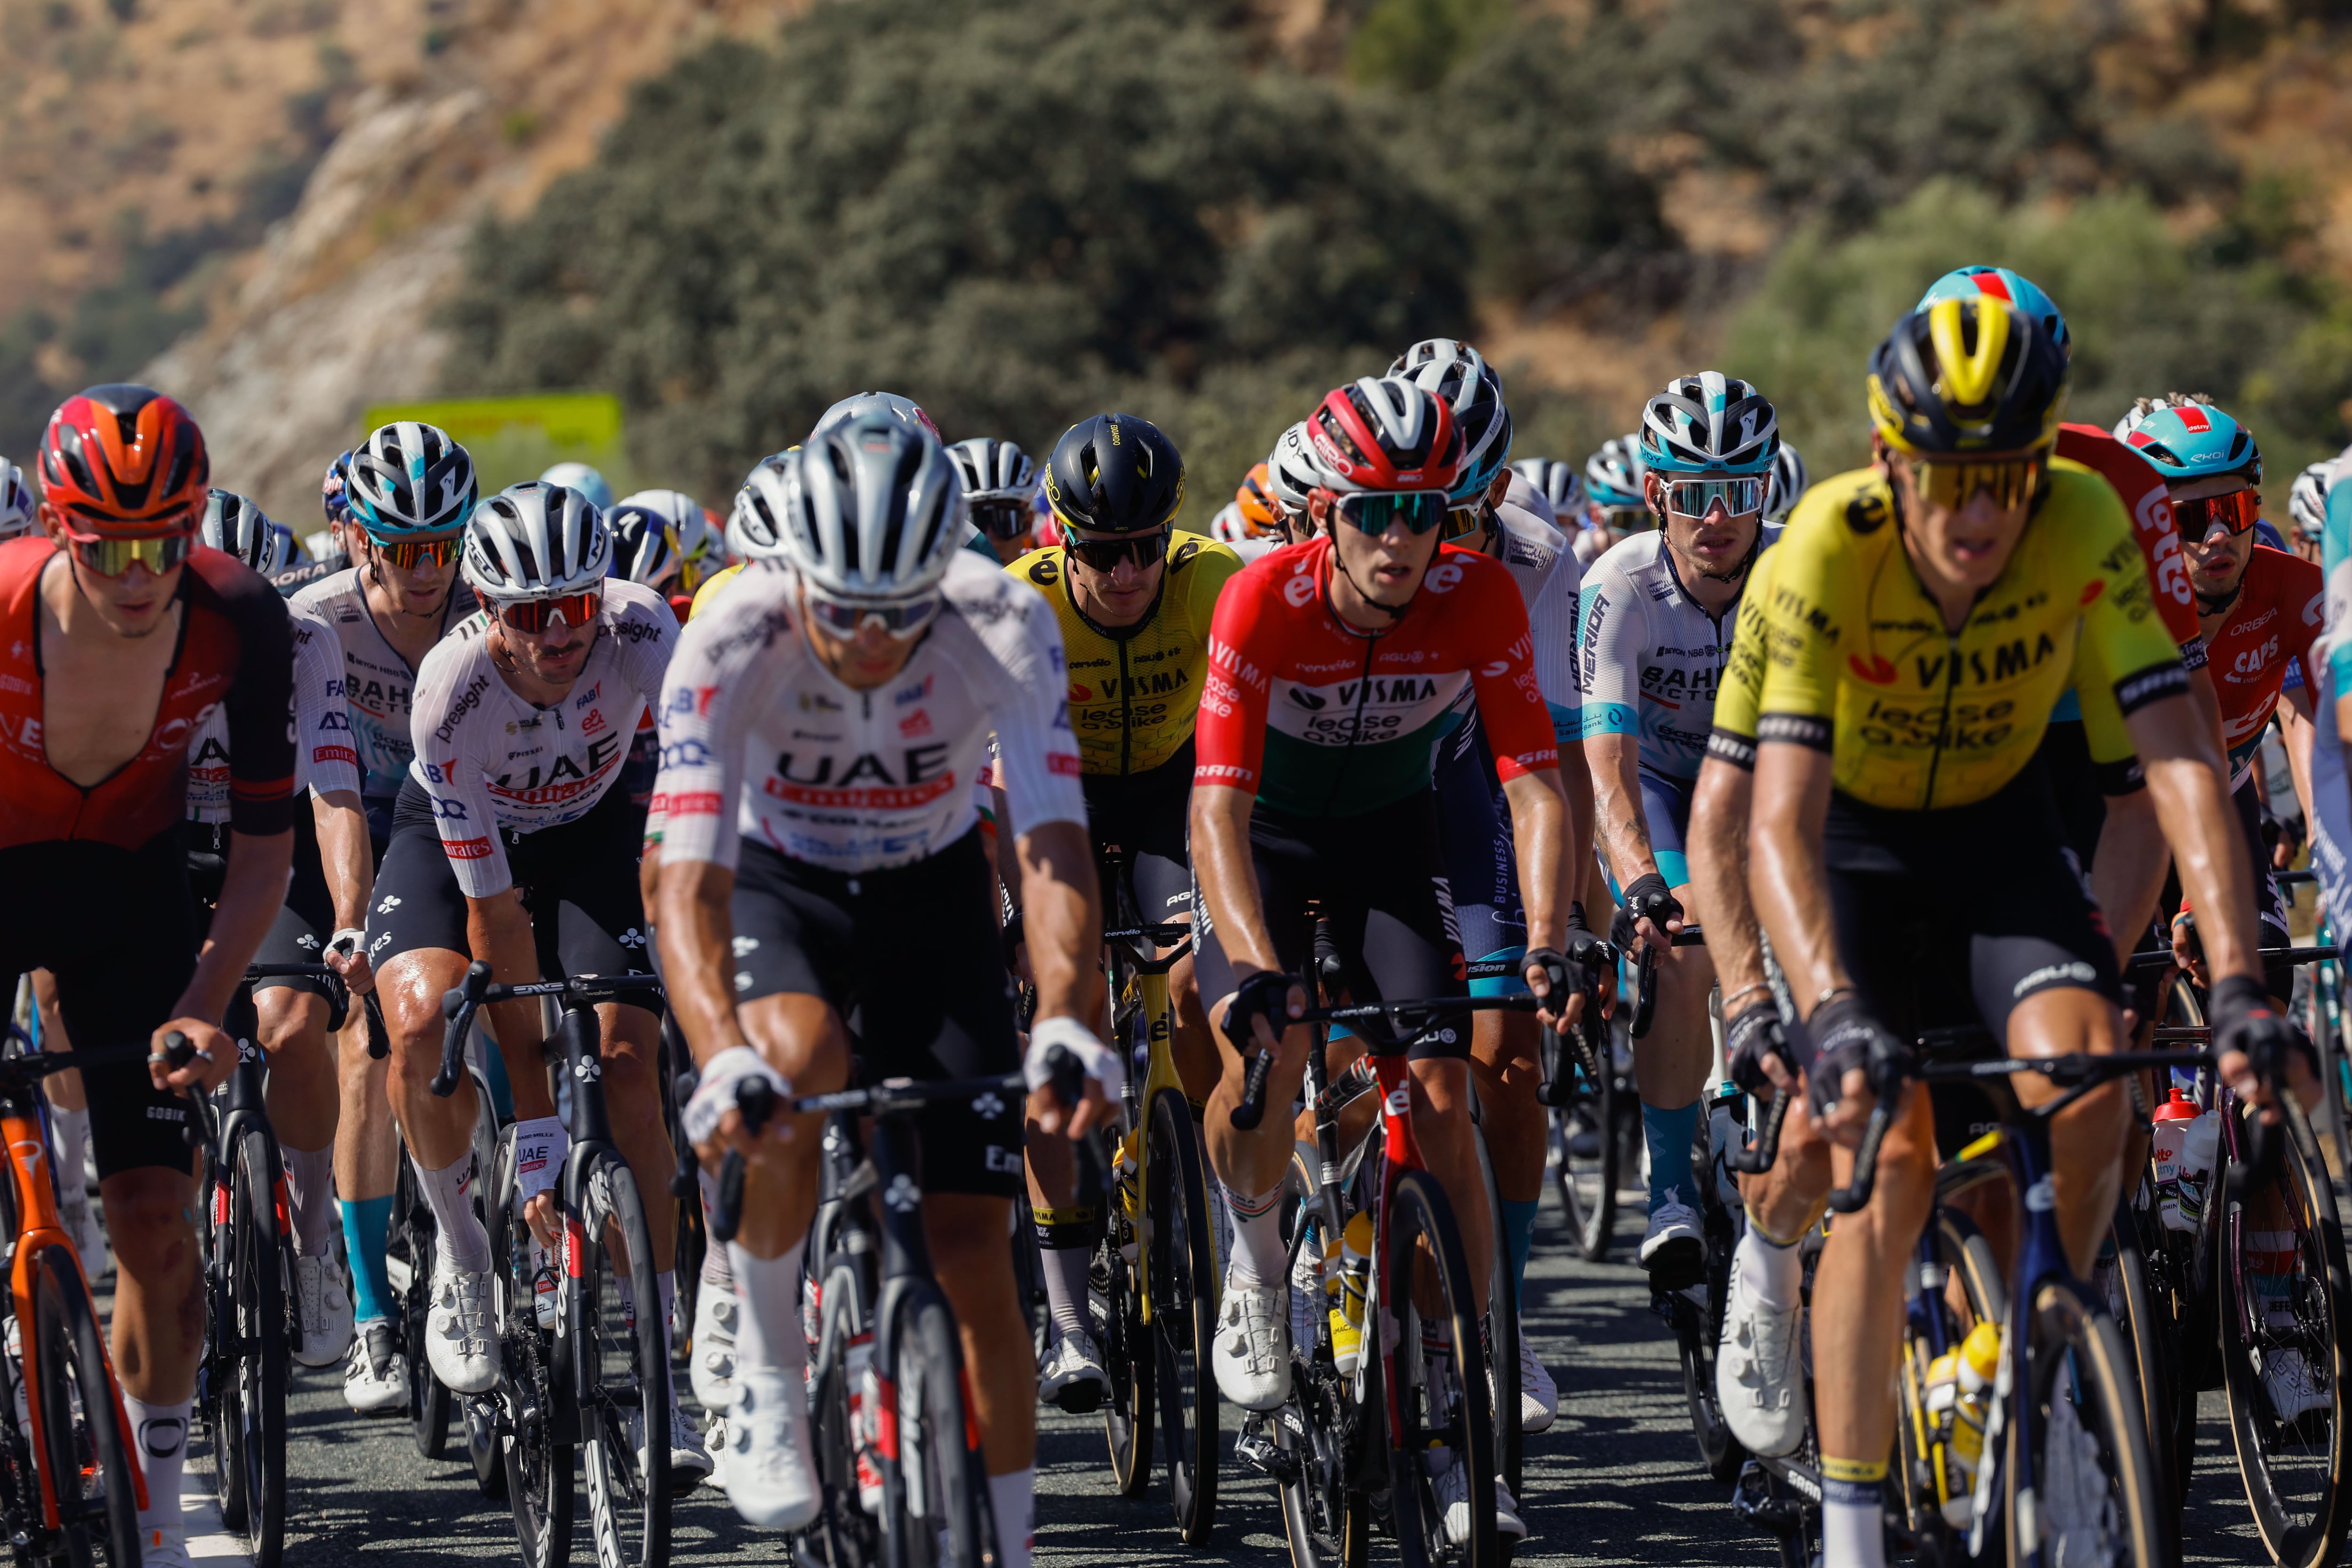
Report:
781,420,965,602
202,490,291,577
948,438,1038,541
1208,502,1250,546
0,459,32,540
1266,421,1326,514
1509,459,1583,518
462,481,612,602
728,453,796,562
811,391,938,444
2289,460,2334,544
347,421,477,537
616,488,712,567
538,462,614,512
1764,441,1809,523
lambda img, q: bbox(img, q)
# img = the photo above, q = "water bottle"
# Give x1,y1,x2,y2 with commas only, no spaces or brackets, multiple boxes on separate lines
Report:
1329,1210,1372,1377
1923,1320,2001,1526
530,1238,558,1331
2150,1089,2200,1232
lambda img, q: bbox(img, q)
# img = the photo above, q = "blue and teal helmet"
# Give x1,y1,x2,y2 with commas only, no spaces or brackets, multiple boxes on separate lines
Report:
1389,339,1511,507
1583,436,1646,511
539,462,614,513
1637,372,1780,477
346,422,477,537
1917,267,2070,358
2113,395,2262,486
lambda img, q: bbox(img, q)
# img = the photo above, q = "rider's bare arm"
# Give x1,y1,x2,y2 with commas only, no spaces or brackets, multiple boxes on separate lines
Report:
656,859,754,1069
167,825,295,1091
1012,819,1101,1027
1748,743,1845,1024
1685,759,1767,1001
1190,783,1279,983
1499,768,1573,1026
463,888,557,1121
2088,788,2168,969
1584,731,1660,894
314,788,375,989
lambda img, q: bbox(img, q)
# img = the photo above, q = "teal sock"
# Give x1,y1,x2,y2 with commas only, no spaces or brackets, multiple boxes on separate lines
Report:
1501,1198,1540,1297
340,1195,396,1325
1643,1099,1701,1211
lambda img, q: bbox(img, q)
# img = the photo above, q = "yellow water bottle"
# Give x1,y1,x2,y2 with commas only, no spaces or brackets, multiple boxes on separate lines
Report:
1328,1211,1373,1376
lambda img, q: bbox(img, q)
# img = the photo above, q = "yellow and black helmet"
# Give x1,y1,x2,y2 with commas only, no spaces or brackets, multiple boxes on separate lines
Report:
1865,297,2069,457
1044,413,1185,535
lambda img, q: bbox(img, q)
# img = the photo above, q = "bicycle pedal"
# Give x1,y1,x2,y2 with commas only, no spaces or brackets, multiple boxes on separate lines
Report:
1730,1460,1808,1536
1235,1416,1300,1482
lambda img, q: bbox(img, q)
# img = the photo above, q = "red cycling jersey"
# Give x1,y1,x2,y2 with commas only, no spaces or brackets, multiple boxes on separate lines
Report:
2204,542,2323,784
0,537,295,851
2054,423,2202,659
1194,536,1557,817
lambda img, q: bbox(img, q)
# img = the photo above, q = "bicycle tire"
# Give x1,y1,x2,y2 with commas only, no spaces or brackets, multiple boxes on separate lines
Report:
1679,1143,1743,1486
2003,1277,2164,1568
1381,1167,1501,1568
31,1241,139,1566
877,1287,990,1568
808,1261,879,1568
1099,1125,1152,1499
209,1125,289,1566
1145,1085,1218,1543
1273,1144,1370,1568
580,1156,672,1568
2219,1101,2352,1568
492,1137,574,1568
392,1150,453,1460
1473,1118,1523,1499
2102,1198,2177,1525
1549,1031,1616,1262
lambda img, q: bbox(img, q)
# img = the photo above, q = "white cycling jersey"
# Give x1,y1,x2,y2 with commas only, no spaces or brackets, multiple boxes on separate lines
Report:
290,566,473,834
1458,496,1581,747
409,578,677,896
651,553,1086,874
1574,525,1778,780
187,605,362,825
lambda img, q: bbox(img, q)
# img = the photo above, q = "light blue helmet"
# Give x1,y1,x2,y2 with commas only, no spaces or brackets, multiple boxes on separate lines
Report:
346,422,477,538
539,462,614,512
2113,396,2262,485
1389,339,1511,507
1637,372,1780,477
1583,436,1646,511
1917,267,2071,358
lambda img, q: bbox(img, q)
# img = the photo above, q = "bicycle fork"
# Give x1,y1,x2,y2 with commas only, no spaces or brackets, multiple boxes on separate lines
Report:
551,1002,615,1448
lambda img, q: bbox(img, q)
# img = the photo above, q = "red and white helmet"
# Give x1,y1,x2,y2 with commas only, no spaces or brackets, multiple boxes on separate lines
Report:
1305,375,1461,494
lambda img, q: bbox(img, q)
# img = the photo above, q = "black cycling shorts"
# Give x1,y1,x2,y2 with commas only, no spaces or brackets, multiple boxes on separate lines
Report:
1191,790,1470,1061
2228,773,2295,1001
728,829,1023,1199
1083,744,1194,929
0,830,199,1180
366,777,650,984
187,809,344,1002
1432,709,1527,996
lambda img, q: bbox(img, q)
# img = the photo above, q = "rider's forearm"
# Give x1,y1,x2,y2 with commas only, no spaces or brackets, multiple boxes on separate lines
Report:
2089,789,2168,968
466,890,551,1096
654,859,754,1067
1685,760,1767,998
313,789,375,933
2130,696,2263,982
1014,819,1101,1025
1501,768,1570,951
181,827,295,1023
2283,697,2317,831
1559,743,1595,901
1191,784,1280,978
1749,745,1846,1018
1583,733,1658,888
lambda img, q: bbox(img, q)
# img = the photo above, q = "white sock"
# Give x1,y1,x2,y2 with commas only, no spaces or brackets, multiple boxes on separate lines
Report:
49,1105,89,1196
1220,1182,1286,1289
122,1394,190,1543
282,1144,335,1258
726,1238,808,1382
409,1148,490,1271
698,1170,734,1290
1820,1473,1886,1568
1040,1245,1090,1342
987,1467,1035,1568
1736,1221,1803,1312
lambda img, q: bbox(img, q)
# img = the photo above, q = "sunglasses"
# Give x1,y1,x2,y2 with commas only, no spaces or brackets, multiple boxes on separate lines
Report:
482,590,601,633
1062,528,1171,571
973,500,1033,542
1661,477,1765,518
803,589,942,641
1333,491,1448,535
68,531,192,577
1443,500,1490,542
2173,488,2262,539
367,531,461,570
1903,455,2044,511
1600,506,1653,533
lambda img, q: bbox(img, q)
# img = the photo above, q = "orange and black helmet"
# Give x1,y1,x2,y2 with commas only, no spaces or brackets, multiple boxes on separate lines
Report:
39,384,210,537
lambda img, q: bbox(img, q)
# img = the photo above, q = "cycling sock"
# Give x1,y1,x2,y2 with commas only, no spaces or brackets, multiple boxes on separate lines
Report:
1038,1243,1091,1343
122,1394,190,1544
698,1170,734,1290
1642,1099,1700,1210
1500,1198,1540,1297
726,1238,808,1380
410,1148,491,1271
339,1194,396,1325
2249,1230,2300,1327
1220,1181,1286,1289
1734,1222,1802,1312
1819,1459,1886,1568
282,1144,335,1259
986,1467,1034,1568
48,1104,89,1196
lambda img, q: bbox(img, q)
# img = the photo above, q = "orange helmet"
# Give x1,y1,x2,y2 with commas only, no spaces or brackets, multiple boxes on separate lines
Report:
1234,462,1280,537
39,384,210,537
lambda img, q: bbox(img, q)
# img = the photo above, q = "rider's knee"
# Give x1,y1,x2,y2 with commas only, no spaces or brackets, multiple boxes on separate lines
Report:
99,1172,198,1275
254,987,326,1058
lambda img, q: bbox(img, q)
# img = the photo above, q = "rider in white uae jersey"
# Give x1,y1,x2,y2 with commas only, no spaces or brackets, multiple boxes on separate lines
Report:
291,568,472,839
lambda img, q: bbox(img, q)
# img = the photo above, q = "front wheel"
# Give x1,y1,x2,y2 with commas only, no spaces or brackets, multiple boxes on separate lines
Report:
392,1146,452,1460
2003,1278,2164,1568
876,1290,991,1568
207,1125,289,1566
1381,1168,1500,1568
580,1157,672,1568
31,1242,140,1565
490,1133,574,1568
1145,1086,1217,1544
1098,1119,1151,1498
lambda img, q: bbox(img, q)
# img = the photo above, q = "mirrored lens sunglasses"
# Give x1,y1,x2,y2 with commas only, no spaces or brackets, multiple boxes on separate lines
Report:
2173,488,2262,539
1908,456,2043,511
368,531,461,570
481,590,601,633
1335,491,1448,535
69,531,192,577
803,590,942,641
1662,477,1765,517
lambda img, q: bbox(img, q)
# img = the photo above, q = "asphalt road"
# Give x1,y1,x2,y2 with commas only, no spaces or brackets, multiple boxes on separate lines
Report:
153,1186,2288,1566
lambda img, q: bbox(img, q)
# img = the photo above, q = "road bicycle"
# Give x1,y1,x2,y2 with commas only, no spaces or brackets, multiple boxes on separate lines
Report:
436,962,676,1568
2280,868,2352,1180
1540,942,1627,1263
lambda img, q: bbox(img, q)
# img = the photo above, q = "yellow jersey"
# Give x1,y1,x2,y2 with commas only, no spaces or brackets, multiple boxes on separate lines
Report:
1009,530,1244,776
689,562,746,619
1727,461,2186,810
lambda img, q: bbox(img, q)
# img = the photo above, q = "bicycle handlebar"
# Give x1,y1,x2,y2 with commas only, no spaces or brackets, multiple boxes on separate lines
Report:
432,961,665,1098
2122,942,2339,974
1232,993,1553,1131
1629,926,1707,1041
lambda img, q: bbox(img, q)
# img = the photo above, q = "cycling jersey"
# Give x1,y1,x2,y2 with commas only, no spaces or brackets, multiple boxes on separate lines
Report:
1193,536,1557,817
652,553,1086,874
689,562,744,620
2053,424,2201,656
188,606,361,824
290,566,471,838
1574,525,1780,780
1009,529,1244,776
1734,464,2187,811
409,578,677,897
0,539,296,850
1473,499,1581,743
2201,544,2322,786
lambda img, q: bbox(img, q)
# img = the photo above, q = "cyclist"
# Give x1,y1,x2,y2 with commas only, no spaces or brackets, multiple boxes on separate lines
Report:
1578,434,1648,564
540,460,615,511
1738,298,2291,1568
192,490,369,1367
1763,441,1807,524
266,451,355,597
653,418,1112,1560
12,385,296,1566
0,459,32,538
613,488,717,618
290,419,480,1414
1579,372,1782,1285
1191,372,1575,1544
2292,459,2333,567
952,437,1041,567
1394,338,1587,1431
1208,461,1285,562
1261,421,1325,547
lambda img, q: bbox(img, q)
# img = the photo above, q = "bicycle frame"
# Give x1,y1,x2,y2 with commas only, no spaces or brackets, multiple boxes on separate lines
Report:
1104,913,1196,1329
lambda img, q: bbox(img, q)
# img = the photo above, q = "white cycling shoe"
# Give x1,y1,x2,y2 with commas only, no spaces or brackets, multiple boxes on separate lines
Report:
137,1525,193,1568
293,1254,356,1369
1210,1282,1290,1412
60,1188,107,1281
1428,1446,1527,1544
1638,1187,1703,1282
1040,1328,1110,1414
632,1402,716,1490
1518,1337,1558,1434
2263,1346,2332,1425
1716,1249,1805,1457
689,1287,739,1415
425,1256,499,1395
344,1320,409,1415
724,1367,821,1530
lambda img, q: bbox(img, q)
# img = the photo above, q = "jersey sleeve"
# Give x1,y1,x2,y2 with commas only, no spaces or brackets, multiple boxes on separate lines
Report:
1529,546,1581,746
1573,554,1643,744
980,587,1088,835
220,566,298,836
2080,522,2193,725
1194,565,1277,794
291,607,362,798
651,588,795,871
1706,553,1777,772
611,584,682,717
410,644,510,896
1749,517,1850,753
1460,559,1557,778
1184,535,1248,624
